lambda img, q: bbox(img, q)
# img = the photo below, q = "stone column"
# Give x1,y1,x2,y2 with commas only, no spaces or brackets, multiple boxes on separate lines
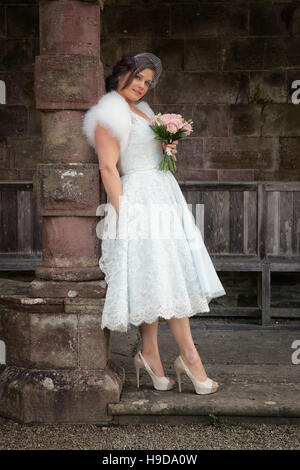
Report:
0,0,124,424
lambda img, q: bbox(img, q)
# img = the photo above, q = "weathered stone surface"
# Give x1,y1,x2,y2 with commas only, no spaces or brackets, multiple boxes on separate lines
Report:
262,104,300,136
156,71,242,104
193,105,229,137
171,3,248,37
30,313,78,369
218,169,255,182
249,71,286,104
0,105,27,137
78,314,110,369
9,136,42,168
64,297,105,314
184,38,219,71
176,169,218,182
280,137,300,169
230,104,262,136
42,111,96,163
42,217,100,267
6,5,38,38
0,363,124,424
249,2,293,36
40,2,100,56
36,163,100,215
29,280,106,299
176,138,204,169
35,266,104,282
102,4,169,38
35,55,104,109
204,137,279,170
0,71,34,105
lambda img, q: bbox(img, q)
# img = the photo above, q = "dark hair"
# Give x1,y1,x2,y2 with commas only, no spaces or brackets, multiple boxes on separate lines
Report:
105,52,156,93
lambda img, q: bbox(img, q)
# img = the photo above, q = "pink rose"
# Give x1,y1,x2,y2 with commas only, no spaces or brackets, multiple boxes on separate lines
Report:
167,122,178,133
182,123,193,136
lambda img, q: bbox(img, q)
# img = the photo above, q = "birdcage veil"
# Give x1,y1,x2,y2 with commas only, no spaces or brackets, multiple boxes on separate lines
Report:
133,52,162,89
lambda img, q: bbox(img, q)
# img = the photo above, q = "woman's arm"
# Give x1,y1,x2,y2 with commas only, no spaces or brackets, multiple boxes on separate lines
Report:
95,124,122,216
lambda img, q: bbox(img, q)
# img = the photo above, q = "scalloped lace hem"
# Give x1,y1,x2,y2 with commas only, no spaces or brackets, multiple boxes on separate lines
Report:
100,292,225,332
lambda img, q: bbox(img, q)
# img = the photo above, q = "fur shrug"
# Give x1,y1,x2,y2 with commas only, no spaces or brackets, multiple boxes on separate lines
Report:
82,90,155,154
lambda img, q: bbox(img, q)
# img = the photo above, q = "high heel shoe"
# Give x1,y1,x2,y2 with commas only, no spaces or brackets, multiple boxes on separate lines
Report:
134,351,175,391
174,355,219,395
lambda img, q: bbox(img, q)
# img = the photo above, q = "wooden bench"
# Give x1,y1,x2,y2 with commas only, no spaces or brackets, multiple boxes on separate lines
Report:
179,181,300,325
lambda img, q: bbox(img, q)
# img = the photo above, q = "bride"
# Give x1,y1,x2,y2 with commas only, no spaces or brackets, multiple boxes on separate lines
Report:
82,52,226,395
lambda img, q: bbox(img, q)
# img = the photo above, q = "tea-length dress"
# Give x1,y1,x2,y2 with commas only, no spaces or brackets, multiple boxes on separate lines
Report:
92,97,226,332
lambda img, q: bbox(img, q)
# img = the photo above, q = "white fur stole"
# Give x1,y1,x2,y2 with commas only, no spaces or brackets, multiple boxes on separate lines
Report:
82,90,155,154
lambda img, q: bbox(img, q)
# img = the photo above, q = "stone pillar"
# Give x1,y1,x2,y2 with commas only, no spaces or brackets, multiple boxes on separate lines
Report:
0,0,124,424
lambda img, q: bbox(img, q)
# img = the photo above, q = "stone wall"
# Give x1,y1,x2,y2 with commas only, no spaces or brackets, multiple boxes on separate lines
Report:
0,0,300,183
0,0,40,181
101,0,300,181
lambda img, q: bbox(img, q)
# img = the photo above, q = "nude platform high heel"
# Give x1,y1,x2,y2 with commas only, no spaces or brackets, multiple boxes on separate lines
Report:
134,351,175,391
174,355,219,395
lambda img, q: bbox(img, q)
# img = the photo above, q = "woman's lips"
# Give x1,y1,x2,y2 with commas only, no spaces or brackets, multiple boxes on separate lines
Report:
133,89,142,96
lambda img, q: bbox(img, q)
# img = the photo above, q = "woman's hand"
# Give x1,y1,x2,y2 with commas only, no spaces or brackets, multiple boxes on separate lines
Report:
162,140,178,161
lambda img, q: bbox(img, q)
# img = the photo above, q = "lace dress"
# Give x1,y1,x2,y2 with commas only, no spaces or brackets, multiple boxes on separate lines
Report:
99,108,226,332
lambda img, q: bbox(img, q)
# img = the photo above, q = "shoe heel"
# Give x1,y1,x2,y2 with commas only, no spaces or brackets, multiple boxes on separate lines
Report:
133,353,141,389
174,357,183,393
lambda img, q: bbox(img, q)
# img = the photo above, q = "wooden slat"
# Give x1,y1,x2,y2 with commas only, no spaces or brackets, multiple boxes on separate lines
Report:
17,190,32,253
279,191,293,255
293,191,300,255
230,190,244,253
266,190,280,255
246,189,258,255
1,190,17,253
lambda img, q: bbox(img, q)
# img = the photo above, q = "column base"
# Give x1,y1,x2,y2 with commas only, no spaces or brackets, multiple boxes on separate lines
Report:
0,361,124,424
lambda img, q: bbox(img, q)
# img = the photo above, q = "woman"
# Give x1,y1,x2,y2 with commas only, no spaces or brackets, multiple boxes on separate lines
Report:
82,52,226,395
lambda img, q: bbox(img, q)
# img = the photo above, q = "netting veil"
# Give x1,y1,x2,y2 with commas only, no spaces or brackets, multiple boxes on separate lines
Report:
133,52,162,89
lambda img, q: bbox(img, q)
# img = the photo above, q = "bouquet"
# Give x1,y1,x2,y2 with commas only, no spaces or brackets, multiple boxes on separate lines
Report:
149,113,193,172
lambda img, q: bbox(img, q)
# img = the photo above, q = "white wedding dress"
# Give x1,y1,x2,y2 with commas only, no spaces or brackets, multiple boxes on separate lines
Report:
98,105,226,332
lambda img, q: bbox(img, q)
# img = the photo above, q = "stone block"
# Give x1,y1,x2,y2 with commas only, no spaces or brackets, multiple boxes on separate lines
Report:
249,72,286,104
0,71,34,106
9,136,42,168
262,104,300,136
204,137,279,170
6,5,39,38
64,298,105,314
0,364,124,424
156,71,241,104
193,105,229,137
222,37,265,70
3,39,32,70
35,55,104,109
30,313,78,369
0,105,27,137
218,169,255,182
29,280,106,299
293,6,300,35
0,138,9,169
40,1,100,56
36,163,100,215
177,138,203,169
42,217,100,267
279,137,300,169
41,110,96,163
0,308,31,368
78,314,110,369
171,3,248,37
230,104,262,136
28,105,41,136
102,5,169,38
249,3,291,36
176,168,218,182
184,38,219,71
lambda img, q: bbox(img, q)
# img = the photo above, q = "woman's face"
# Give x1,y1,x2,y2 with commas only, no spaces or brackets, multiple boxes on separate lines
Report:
117,68,154,102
